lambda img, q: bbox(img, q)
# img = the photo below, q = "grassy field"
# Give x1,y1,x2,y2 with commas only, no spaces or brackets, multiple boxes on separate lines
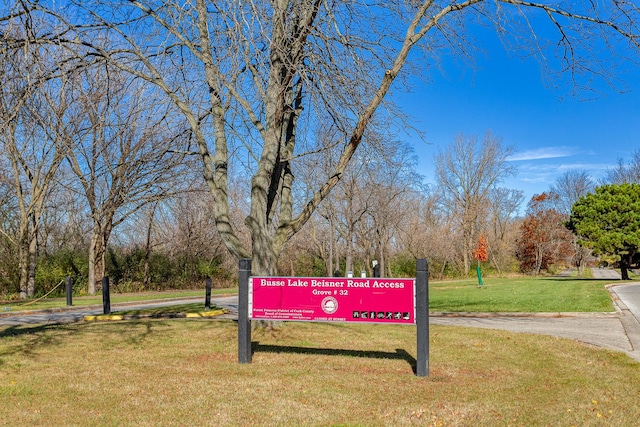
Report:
429,276,616,312
0,288,235,312
1,320,638,426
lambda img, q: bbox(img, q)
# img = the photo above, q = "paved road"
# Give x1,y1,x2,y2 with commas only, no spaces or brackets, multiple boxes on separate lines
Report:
0,296,238,326
591,268,622,280
2,286,639,362
610,283,640,322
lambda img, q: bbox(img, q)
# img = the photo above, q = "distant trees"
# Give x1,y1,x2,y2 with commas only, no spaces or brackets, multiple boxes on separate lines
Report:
605,150,640,184
567,183,640,280
0,14,68,297
61,66,190,294
0,0,639,297
28,0,640,278
550,170,596,275
434,133,516,274
517,193,573,275
485,188,523,274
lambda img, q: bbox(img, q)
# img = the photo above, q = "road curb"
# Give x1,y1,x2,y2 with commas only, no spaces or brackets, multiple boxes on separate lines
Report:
84,308,230,322
0,296,206,318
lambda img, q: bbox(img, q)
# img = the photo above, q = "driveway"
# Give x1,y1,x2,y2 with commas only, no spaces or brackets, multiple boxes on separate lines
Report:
591,268,622,280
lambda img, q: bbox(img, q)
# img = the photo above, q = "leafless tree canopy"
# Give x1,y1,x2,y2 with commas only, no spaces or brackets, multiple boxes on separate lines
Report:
1,1,639,283
19,0,634,274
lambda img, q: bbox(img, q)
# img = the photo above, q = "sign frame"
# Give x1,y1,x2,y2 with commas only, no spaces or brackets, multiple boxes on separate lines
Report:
248,276,416,324
237,259,429,377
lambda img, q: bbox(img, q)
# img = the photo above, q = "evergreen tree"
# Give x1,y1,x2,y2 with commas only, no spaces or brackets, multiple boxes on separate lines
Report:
566,183,640,280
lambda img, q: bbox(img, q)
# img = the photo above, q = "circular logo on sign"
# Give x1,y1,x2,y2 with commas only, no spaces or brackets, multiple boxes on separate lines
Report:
321,296,338,314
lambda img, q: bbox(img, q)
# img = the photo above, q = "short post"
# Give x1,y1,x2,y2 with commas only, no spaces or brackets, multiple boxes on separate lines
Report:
238,259,252,364
205,277,212,310
372,260,380,278
65,276,73,306
102,276,111,315
415,258,429,377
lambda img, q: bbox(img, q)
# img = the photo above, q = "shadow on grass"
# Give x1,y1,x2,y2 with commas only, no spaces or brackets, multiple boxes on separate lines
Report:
252,342,417,373
0,320,164,365
0,323,83,365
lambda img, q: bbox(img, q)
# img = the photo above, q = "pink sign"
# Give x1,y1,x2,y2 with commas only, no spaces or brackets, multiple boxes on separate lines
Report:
250,277,415,324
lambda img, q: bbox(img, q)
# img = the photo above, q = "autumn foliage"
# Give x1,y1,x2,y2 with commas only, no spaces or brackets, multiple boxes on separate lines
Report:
516,192,573,275
473,235,489,262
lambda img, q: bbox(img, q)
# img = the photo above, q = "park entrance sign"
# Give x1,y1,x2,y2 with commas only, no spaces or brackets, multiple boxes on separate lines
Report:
250,277,415,324
237,258,429,377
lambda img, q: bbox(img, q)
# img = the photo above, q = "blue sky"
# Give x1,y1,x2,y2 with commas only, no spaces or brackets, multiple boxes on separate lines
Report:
395,24,640,209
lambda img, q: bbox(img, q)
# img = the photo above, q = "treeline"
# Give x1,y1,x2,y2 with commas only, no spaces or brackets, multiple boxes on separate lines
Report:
2,2,638,300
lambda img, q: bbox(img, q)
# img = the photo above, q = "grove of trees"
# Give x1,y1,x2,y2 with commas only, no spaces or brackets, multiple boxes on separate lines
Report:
1,1,639,299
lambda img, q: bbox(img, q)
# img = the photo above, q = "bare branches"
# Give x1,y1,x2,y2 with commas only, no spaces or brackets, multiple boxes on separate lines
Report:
5,0,637,276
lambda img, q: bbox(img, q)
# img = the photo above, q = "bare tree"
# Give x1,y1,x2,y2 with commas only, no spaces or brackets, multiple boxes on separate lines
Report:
0,11,71,297
354,142,421,277
25,0,640,276
486,187,524,274
605,150,640,185
551,170,596,215
434,132,516,274
550,169,596,275
396,190,457,279
61,66,190,294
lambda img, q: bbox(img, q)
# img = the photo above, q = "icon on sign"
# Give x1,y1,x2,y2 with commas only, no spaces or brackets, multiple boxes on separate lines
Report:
402,312,410,320
361,311,369,319
352,311,360,319
386,312,393,319
321,297,338,314
377,312,385,319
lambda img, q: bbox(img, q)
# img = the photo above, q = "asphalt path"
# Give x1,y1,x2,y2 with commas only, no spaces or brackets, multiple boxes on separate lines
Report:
2,280,639,362
0,296,239,326
591,268,622,280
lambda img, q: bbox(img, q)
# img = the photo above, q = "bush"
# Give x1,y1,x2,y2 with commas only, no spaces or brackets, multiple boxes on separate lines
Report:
35,249,88,297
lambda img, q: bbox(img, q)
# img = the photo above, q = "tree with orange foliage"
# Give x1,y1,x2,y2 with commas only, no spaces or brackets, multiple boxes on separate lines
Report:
516,192,573,275
473,234,489,286
473,235,489,263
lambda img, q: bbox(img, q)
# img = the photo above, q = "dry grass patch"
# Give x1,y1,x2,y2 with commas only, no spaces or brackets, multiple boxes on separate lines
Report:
0,320,639,426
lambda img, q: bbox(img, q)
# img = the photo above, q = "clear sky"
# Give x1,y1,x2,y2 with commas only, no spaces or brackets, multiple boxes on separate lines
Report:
395,23,640,210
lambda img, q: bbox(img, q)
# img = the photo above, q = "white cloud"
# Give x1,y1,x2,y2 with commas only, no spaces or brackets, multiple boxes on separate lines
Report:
507,146,578,161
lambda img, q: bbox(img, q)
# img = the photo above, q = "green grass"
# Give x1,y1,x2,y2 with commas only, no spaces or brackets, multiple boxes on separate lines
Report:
116,303,223,316
430,276,616,312
0,288,237,313
0,320,638,426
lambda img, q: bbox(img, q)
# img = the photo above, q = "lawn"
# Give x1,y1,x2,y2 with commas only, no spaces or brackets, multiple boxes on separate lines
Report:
0,320,638,426
429,276,616,312
0,288,236,313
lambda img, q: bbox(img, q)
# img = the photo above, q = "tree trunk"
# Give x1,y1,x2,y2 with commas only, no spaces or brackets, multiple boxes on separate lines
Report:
143,204,157,289
88,233,98,295
18,241,29,299
27,229,37,297
17,220,30,299
620,255,631,280
328,214,335,276
88,229,107,294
